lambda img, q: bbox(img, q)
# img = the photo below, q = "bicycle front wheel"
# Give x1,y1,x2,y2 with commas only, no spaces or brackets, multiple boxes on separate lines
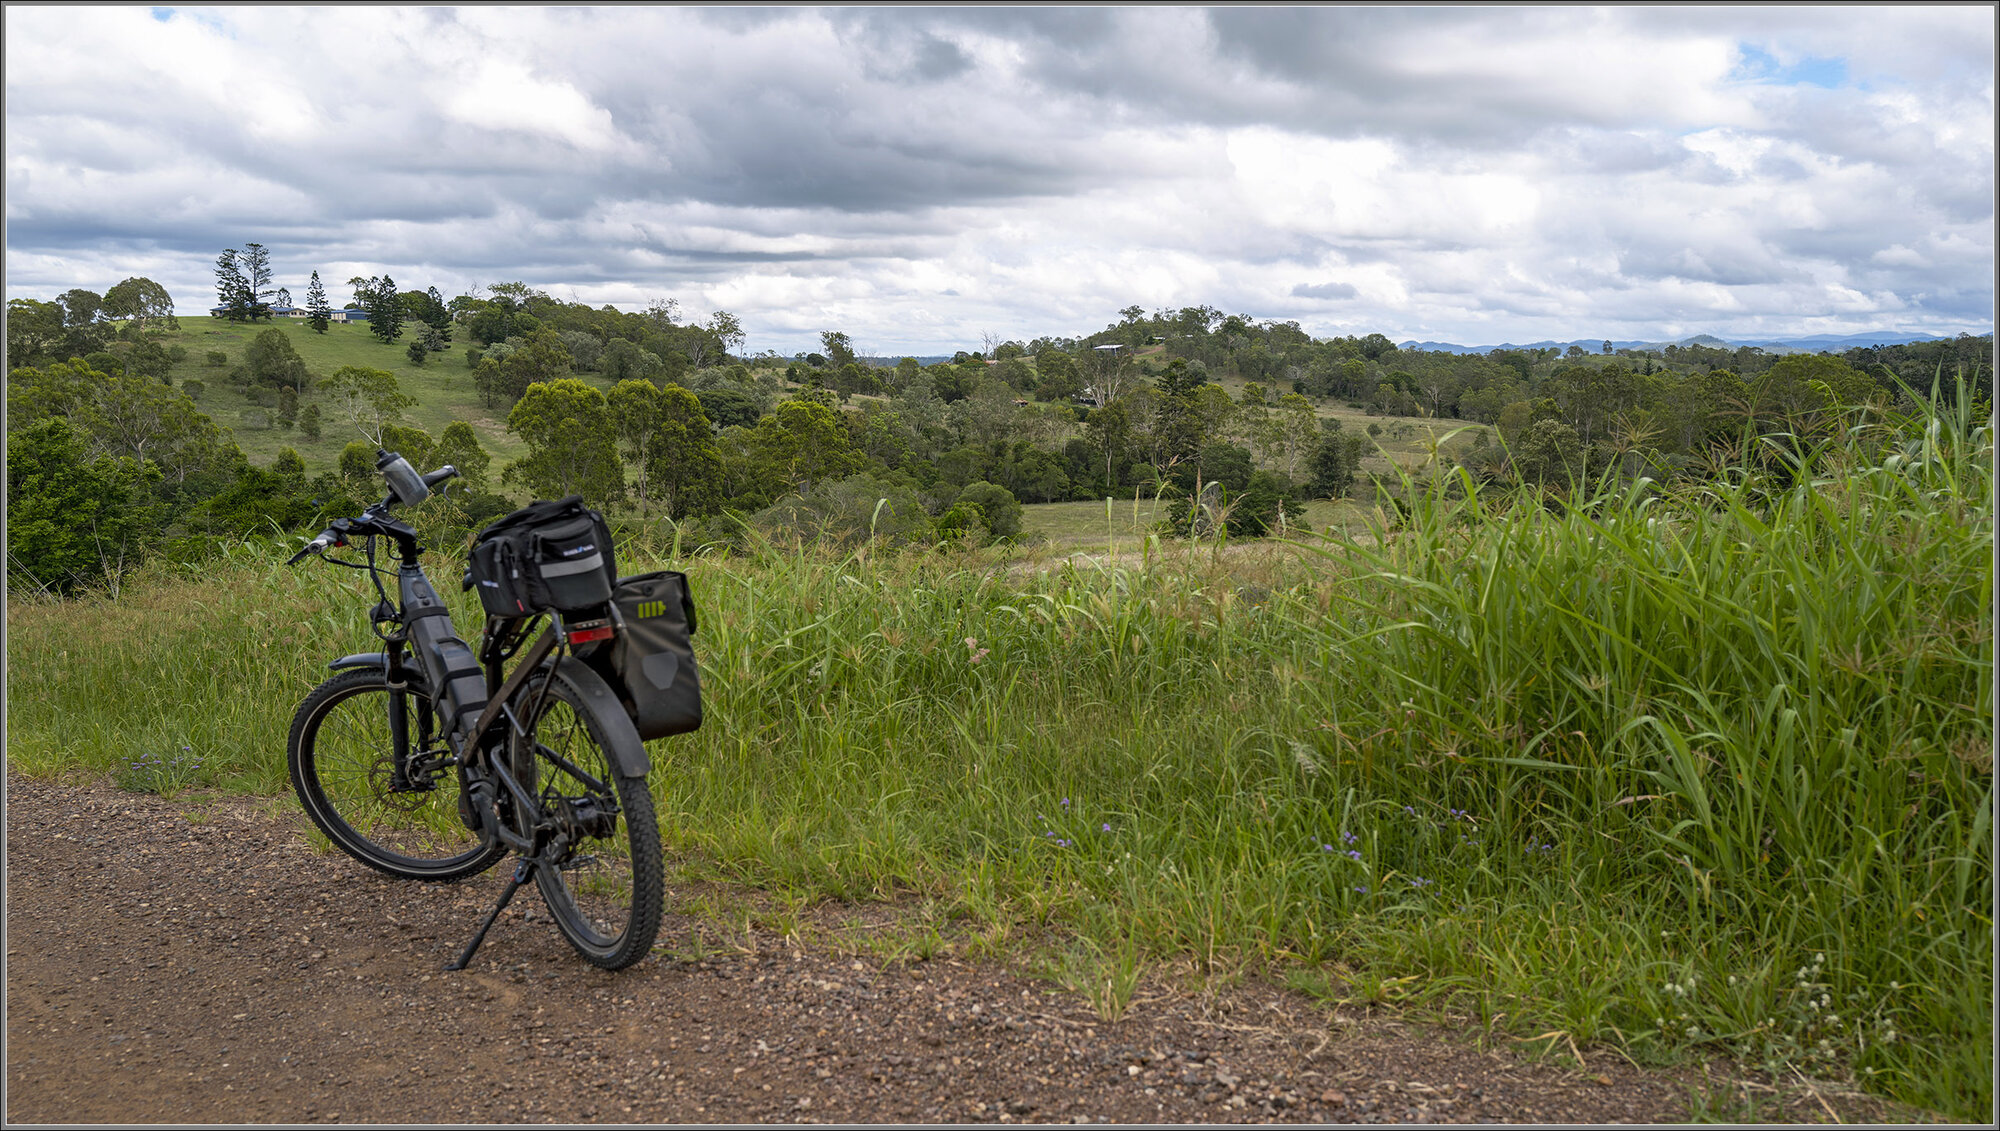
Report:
509,661,664,970
288,668,505,881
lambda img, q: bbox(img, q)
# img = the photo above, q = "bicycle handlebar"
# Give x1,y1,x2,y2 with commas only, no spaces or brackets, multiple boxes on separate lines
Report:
284,458,458,566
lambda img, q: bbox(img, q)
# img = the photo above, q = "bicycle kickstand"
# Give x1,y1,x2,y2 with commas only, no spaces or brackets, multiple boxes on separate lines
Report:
445,858,534,971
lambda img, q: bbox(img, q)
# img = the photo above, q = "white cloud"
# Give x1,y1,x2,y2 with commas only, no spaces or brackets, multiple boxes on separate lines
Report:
3,6,1990,353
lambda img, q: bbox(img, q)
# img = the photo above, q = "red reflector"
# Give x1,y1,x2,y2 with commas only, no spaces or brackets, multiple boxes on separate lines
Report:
568,625,615,644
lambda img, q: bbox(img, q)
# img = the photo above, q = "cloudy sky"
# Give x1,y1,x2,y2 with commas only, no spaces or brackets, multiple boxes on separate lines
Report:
6,5,1993,354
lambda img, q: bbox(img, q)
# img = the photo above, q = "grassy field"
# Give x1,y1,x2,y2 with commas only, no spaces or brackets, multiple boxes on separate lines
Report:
8,387,1990,1118
161,316,567,468
1019,496,1372,558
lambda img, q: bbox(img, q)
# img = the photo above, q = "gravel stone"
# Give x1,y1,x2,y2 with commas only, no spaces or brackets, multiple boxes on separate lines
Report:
4,771,1909,1124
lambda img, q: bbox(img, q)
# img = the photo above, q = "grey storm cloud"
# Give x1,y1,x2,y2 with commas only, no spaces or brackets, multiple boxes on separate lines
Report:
4,5,1991,353
1292,282,1360,301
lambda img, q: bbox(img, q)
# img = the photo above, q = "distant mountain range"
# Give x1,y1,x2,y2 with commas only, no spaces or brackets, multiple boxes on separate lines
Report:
1394,331,1991,356
848,330,1989,367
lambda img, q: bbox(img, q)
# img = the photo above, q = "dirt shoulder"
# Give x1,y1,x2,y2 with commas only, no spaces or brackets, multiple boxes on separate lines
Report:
4,771,1898,1125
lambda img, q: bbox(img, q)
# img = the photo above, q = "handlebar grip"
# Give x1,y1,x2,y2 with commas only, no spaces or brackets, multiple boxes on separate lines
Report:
285,530,338,566
422,465,460,489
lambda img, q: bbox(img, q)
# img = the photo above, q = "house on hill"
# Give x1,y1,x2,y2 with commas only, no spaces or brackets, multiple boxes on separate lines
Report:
208,303,302,319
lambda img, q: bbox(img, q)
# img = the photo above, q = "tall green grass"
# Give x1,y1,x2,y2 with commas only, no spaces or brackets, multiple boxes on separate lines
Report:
7,386,1988,1117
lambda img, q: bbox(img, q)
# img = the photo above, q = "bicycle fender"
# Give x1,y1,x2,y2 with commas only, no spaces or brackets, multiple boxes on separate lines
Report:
328,652,389,672
554,657,651,780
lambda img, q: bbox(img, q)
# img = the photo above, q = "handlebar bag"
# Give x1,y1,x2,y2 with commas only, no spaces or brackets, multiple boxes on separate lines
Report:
468,496,617,617
580,570,702,740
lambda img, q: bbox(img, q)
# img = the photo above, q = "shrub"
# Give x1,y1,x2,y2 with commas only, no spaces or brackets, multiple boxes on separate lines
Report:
955,481,1022,539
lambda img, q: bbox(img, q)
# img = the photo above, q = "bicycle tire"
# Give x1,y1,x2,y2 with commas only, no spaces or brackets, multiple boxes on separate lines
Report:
288,667,506,882
509,661,664,970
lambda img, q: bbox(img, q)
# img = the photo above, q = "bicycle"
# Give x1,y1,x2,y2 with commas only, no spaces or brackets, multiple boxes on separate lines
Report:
284,449,664,970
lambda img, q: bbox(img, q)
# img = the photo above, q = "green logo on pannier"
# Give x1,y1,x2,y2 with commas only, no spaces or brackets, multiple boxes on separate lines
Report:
636,599,667,619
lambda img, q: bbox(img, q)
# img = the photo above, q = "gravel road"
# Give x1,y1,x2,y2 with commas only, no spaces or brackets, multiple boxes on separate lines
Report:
5,771,1892,1124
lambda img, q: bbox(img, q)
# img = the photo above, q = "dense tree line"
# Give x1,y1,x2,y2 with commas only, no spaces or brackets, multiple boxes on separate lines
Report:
9,252,1989,594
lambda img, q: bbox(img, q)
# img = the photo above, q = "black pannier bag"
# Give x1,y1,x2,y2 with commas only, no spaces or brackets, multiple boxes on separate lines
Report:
581,571,703,740
467,496,617,618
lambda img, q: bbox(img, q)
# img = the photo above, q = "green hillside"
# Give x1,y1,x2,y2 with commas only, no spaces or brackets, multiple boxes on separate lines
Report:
146,316,1486,512
160,316,561,469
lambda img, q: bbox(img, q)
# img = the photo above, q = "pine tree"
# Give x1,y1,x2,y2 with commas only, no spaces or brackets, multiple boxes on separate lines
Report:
304,271,332,334
214,250,253,321
241,243,276,320
424,286,453,342
366,274,403,344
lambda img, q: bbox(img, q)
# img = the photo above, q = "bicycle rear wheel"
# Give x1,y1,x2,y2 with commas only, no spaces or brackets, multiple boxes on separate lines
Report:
288,668,505,881
509,662,664,970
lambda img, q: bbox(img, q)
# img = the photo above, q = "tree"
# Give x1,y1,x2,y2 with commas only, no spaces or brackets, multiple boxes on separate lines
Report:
1230,470,1302,538
196,450,327,536
560,330,604,372
304,271,332,334
1149,358,1211,467
1276,392,1320,479
125,339,176,381
1305,420,1361,499
57,288,103,328
466,301,515,346
602,338,661,383
473,356,509,409
5,299,66,367
1753,354,1875,421
407,340,428,366
1082,343,1138,405
318,365,416,444
955,481,1023,540
709,310,744,358
647,385,724,518
215,249,254,320
696,386,762,429
820,330,857,371
1513,418,1583,486
6,418,160,596
1084,397,1134,489
423,287,453,339
240,243,277,318
607,379,667,511
364,274,404,343
503,378,624,506
9,358,235,499
103,277,178,329
748,399,866,494
1357,333,1397,361
492,328,574,402
434,420,492,486
642,296,680,335
244,328,309,388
